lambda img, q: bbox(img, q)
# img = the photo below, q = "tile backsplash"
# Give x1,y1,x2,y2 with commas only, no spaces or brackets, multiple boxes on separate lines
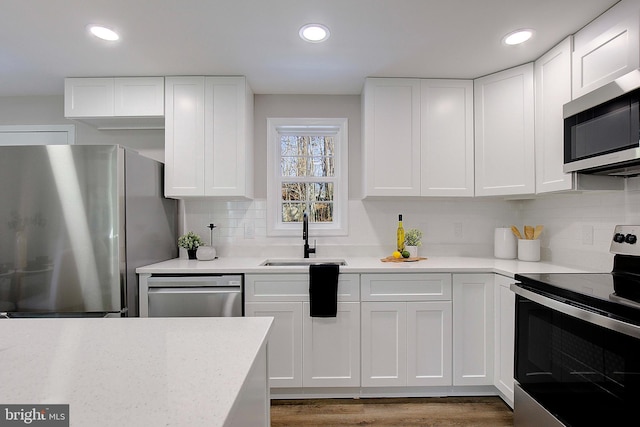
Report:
181,177,640,271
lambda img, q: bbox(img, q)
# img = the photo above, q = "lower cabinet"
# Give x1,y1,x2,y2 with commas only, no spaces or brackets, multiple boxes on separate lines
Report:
244,274,360,389
452,274,495,386
360,274,453,387
493,274,515,406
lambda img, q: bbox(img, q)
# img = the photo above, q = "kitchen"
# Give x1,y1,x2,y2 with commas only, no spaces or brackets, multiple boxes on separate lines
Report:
2,0,640,425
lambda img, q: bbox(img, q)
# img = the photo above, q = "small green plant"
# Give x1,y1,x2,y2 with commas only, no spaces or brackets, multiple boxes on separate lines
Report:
178,231,204,250
405,228,423,247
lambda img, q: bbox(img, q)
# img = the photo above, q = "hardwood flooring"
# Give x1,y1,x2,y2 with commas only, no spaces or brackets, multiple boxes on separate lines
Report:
271,397,513,427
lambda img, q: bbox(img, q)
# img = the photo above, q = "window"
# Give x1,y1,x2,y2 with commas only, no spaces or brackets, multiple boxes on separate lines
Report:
267,118,348,236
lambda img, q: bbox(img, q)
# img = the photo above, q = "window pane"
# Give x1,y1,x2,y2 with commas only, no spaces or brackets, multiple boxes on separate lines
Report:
280,136,299,156
310,202,333,222
309,182,334,201
310,157,334,177
309,136,334,157
281,156,310,177
282,202,306,222
282,183,306,201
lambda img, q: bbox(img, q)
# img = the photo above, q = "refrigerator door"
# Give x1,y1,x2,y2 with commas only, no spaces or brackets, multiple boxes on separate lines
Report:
0,145,123,315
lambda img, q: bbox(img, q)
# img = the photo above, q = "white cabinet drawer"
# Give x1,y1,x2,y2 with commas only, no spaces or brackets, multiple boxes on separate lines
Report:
361,273,452,301
245,274,359,302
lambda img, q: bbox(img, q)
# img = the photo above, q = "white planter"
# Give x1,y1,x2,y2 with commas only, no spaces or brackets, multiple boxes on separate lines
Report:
406,245,419,258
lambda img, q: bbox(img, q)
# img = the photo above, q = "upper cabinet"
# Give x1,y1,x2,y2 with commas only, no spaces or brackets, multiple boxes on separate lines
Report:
362,78,421,197
474,63,535,197
572,0,640,99
164,76,254,199
64,77,165,129
362,78,474,197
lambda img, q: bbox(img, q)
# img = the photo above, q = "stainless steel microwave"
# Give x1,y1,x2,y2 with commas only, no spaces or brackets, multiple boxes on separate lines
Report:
564,69,640,176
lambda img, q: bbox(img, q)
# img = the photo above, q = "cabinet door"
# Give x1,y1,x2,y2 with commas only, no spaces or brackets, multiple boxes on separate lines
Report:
114,77,164,116
572,2,640,99
164,76,205,197
452,274,494,386
535,37,574,194
302,302,360,387
493,274,515,407
245,302,303,388
363,78,421,197
204,77,254,197
407,301,452,386
421,80,474,197
361,302,407,387
64,77,114,117
474,64,535,196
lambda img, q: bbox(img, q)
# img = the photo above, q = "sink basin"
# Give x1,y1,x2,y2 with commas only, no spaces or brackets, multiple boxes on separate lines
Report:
260,258,347,267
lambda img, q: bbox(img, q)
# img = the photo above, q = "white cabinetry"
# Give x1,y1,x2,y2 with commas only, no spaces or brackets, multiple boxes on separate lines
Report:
362,78,474,197
64,77,164,129
452,274,494,386
244,274,360,388
474,64,535,196
360,274,452,387
535,37,574,194
493,274,515,407
164,76,254,198
420,80,474,196
572,0,640,99
363,78,421,196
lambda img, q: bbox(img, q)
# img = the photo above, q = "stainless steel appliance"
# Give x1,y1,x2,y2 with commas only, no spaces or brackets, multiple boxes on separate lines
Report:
512,225,640,426
563,69,640,176
146,275,243,317
0,145,177,317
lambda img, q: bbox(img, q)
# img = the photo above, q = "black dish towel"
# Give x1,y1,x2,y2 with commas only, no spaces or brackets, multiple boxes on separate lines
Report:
309,263,340,317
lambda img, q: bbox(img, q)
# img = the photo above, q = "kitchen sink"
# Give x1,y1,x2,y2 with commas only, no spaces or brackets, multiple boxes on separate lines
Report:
260,258,347,267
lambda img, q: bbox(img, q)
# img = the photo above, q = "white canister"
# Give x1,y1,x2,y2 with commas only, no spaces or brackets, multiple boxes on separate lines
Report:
517,239,540,262
196,246,217,261
494,228,517,259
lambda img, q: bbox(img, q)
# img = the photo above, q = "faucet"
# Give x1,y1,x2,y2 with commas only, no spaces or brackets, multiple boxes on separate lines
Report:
303,213,316,258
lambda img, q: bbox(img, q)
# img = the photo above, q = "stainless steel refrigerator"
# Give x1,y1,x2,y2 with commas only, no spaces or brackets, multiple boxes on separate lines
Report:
0,145,177,317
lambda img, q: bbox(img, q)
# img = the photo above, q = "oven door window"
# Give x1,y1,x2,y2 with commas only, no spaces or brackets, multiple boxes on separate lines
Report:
515,295,640,426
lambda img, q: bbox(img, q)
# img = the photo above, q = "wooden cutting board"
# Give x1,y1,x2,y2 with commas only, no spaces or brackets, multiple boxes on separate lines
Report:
380,256,428,263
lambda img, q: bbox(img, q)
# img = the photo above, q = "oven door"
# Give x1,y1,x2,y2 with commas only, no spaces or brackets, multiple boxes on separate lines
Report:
513,286,640,426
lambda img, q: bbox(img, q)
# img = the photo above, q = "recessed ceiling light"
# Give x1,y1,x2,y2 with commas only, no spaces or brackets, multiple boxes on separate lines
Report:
503,29,534,46
87,25,120,41
299,24,330,43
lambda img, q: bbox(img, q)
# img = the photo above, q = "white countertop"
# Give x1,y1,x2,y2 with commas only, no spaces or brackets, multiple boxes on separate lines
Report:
0,317,272,427
136,256,596,277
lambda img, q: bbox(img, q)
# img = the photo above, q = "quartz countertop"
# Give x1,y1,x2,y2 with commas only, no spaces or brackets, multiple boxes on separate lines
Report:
0,317,272,427
136,256,597,277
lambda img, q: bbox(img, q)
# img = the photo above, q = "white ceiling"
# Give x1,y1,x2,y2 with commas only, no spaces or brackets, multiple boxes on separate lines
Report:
0,0,620,96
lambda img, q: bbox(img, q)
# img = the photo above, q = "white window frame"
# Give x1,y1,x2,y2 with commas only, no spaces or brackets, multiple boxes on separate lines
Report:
267,117,348,237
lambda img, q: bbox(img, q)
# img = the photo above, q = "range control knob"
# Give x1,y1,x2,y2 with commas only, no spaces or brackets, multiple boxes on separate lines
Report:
625,234,637,244
614,233,626,243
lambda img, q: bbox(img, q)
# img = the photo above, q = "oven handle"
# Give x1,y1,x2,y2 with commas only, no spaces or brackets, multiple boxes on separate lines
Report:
148,287,241,294
511,283,640,340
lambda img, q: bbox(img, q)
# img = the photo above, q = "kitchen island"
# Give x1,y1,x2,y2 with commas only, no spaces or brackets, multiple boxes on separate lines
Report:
0,317,272,427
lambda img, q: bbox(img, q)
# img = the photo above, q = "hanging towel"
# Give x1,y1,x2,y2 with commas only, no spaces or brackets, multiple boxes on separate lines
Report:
309,263,340,317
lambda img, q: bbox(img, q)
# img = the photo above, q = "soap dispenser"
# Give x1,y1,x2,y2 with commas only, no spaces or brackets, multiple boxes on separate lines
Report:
196,223,217,261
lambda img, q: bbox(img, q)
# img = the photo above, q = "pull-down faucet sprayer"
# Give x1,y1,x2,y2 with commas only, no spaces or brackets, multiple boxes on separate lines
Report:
303,213,316,258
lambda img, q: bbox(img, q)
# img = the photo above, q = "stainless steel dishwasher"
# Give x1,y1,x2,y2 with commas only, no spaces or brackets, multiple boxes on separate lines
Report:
146,275,243,317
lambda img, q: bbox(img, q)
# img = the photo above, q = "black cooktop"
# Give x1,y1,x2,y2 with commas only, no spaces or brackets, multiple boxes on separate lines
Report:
515,271,640,326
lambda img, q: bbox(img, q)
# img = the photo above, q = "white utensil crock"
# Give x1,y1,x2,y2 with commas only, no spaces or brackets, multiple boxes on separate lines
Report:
517,239,540,262
494,228,517,259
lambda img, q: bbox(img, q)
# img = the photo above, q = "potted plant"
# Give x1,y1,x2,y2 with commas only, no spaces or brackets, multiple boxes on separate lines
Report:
178,231,204,260
404,228,423,258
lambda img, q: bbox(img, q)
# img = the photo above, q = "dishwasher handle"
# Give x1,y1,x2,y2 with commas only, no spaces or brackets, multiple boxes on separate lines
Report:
148,286,241,295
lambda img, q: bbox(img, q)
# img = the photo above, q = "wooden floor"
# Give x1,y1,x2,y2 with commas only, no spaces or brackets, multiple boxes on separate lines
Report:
271,397,514,427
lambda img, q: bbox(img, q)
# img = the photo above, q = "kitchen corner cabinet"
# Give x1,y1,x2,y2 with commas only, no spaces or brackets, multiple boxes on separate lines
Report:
362,78,474,197
64,77,164,129
572,0,640,99
452,274,494,386
360,274,453,387
164,76,254,198
244,274,360,388
493,274,515,407
474,63,535,196
535,37,574,194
